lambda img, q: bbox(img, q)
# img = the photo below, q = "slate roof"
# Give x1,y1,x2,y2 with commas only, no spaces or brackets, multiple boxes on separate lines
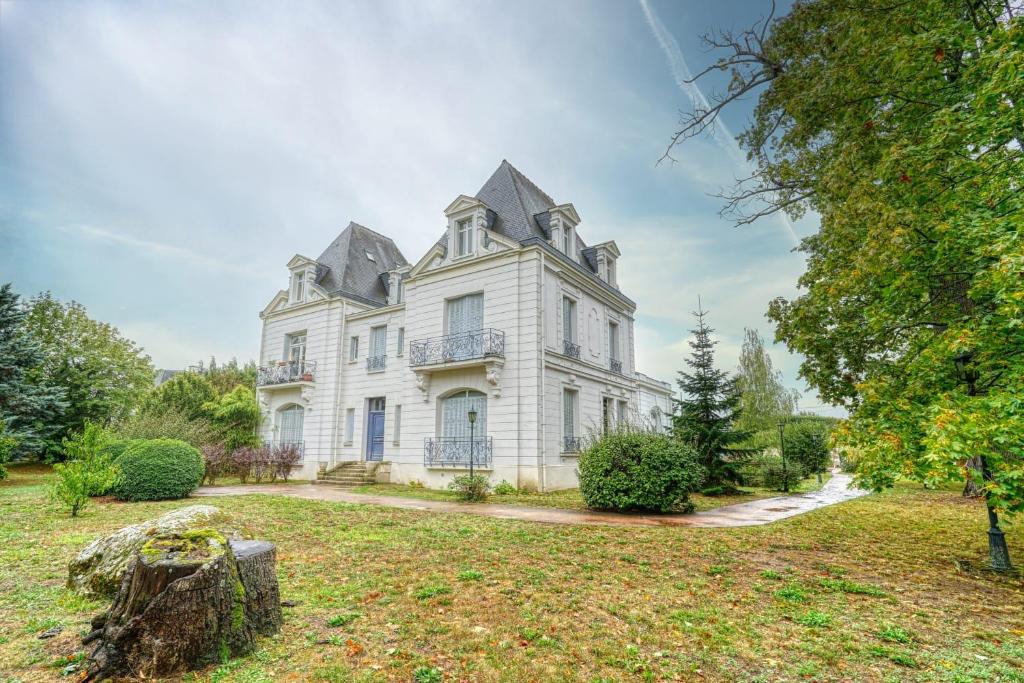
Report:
475,159,556,243
314,222,409,305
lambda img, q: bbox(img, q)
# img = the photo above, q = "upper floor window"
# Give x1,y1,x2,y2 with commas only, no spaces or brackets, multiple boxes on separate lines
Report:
287,333,306,363
396,327,405,356
561,226,571,255
608,321,619,360
395,279,404,304
291,271,306,302
349,335,359,361
456,218,474,257
370,325,387,361
562,297,577,343
607,260,617,287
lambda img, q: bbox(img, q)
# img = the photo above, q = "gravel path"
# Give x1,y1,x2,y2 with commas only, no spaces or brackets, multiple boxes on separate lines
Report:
194,471,869,528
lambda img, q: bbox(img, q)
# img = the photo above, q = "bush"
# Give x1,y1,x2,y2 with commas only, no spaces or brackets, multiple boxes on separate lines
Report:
200,443,230,485
51,459,120,516
112,407,218,448
493,480,517,495
739,454,805,491
113,439,205,501
785,420,833,476
61,422,121,496
448,474,490,502
270,443,303,482
578,432,705,512
0,422,17,481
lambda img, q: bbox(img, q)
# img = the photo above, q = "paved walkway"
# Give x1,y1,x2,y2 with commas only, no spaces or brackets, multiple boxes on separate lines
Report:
194,471,869,529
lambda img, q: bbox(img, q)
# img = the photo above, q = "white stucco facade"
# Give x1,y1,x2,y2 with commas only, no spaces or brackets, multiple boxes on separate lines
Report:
256,162,673,491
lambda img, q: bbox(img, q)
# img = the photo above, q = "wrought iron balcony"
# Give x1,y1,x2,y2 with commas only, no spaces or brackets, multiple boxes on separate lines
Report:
409,328,505,367
609,358,622,374
562,436,582,453
257,360,316,386
423,436,493,469
562,339,581,359
367,355,387,372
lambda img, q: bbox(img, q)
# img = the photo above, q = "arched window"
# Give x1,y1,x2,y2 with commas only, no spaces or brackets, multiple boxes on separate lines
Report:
277,404,304,445
440,390,487,439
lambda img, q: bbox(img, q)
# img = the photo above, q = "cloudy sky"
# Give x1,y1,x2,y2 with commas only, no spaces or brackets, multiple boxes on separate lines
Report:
0,0,838,415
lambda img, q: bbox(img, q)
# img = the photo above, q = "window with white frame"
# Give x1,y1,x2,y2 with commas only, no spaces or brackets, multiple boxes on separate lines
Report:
608,321,620,360
617,400,628,426
608,259,617,287
291,271,306,302
455,218,474,256
395,278,403,304
562,297,577,344
277,404,304,445
561,225,571,254
344,408,355,444
393,404,402,445
349,335,359,361
396,327,405,356
286,332,306,363
562,389,578,451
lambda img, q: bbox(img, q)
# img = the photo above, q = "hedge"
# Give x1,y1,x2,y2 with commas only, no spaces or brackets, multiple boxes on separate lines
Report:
113,438,205,501
578,431,705,512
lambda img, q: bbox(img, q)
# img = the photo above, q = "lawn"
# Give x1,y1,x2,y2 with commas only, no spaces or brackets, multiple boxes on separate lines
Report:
352,475,830,513
1,465,1022,683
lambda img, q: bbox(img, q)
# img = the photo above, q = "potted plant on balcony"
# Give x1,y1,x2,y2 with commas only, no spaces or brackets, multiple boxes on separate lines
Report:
302,370,313,381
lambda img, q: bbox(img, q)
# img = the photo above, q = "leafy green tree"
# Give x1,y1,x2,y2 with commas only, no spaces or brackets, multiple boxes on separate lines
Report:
672,304,749,492
112,407,218,448
203,357,257,395
784,418,834,480
51,458,120,517
22,292,153,457
203,385,261,452
663,2,1024,518
0,284,67,458
736,328,798,432
141,372,217,421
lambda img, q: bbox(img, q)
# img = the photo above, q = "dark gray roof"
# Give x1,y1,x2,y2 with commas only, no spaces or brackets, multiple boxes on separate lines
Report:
315,222,409,305
475,160,557,243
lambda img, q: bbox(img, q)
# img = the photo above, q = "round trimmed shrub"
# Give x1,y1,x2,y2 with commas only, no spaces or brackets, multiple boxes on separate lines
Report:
578,432,706,512
113,438,205,501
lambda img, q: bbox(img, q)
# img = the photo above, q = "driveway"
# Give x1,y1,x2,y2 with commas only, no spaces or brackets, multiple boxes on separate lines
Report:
193,471,870,528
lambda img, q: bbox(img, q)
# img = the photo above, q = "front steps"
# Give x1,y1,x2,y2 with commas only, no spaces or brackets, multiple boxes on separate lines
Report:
315,461,382,487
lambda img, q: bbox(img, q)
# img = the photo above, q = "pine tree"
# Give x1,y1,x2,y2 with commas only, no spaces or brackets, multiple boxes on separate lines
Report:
0,284,67,458
672,303,749,492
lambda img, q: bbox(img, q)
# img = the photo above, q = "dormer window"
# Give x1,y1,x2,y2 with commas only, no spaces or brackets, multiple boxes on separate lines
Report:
456,218,474,257
365,251,376,262
608,259,617,287
561,225,572,255
291,271,306,303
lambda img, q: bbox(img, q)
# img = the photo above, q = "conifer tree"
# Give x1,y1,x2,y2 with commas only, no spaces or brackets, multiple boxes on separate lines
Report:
672,303,749,492
0,284,67,458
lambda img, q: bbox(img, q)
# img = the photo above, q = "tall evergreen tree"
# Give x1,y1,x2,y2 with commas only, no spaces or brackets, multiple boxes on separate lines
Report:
672,303,749,492
0,284,67,458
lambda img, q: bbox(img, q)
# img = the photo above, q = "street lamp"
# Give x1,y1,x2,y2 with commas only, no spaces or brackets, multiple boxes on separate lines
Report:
467,407,477,479
954,351,1012,571
777,420,789,493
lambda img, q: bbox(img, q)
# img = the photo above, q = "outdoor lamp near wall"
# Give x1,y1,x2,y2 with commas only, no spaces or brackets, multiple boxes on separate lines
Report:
777,420,789,493
952,351,1012,571
467,408,477,478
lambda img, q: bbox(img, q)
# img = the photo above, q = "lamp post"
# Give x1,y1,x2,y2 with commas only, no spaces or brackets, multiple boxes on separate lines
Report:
467,407,477,479
954,352,1012,571
777,420,789,493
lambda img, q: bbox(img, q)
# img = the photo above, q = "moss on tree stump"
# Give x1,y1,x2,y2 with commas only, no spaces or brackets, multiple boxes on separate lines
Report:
82,530,281,681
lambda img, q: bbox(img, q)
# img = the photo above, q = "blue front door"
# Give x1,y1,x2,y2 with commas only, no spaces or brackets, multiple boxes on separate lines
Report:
367,401,385,461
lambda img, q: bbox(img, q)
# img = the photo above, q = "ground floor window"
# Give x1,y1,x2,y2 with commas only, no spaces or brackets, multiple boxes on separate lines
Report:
277,404,304,445
441,390,487,438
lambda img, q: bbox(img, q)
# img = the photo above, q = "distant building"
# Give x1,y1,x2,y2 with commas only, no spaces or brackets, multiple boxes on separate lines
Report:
256,160,673,490
153,369,180,386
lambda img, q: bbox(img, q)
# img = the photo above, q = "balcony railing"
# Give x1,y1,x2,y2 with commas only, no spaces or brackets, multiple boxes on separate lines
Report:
562,339,581,359
409,328,505,367
257,360,316,386
367,355,387,372
423,436,493,469
562,436,582,453
609,358,622,374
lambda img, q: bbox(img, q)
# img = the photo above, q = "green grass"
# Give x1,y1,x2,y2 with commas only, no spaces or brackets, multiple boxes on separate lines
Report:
353,473,832,513
2,464,1022,682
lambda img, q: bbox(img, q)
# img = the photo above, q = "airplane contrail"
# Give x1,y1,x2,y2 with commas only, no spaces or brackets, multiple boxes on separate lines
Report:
638,0,800,246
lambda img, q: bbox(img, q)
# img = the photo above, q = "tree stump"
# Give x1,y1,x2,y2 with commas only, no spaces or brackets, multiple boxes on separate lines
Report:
82,531,281,681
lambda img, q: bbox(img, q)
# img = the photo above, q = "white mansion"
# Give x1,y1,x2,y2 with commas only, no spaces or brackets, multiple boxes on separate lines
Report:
256,161,673,490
